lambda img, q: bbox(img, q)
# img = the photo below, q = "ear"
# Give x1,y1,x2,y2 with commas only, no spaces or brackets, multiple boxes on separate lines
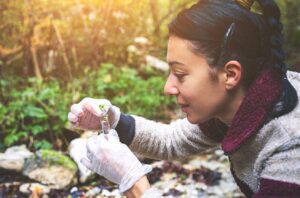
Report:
223,60,242,90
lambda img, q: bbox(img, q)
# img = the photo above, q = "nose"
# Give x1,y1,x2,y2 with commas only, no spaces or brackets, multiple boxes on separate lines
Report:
164,74,179,95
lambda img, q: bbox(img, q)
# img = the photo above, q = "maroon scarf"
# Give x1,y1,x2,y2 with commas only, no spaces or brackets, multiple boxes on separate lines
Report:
199,67,283,154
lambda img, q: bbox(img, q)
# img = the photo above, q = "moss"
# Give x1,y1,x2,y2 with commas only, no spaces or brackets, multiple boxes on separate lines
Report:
38,149,77,171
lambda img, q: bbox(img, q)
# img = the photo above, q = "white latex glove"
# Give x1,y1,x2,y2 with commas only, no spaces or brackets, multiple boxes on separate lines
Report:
81,130,152,193
68,98,120,130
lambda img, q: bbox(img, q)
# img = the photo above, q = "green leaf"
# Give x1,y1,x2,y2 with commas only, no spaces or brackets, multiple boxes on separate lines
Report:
4,133,19,146
33,140,52,150
31,125,44,135
24,105,48,119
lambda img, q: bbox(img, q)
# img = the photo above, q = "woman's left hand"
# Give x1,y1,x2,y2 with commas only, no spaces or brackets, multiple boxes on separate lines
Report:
81,130,152,193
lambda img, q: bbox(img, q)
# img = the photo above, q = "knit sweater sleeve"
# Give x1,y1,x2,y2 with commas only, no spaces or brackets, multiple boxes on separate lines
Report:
128,115,219,160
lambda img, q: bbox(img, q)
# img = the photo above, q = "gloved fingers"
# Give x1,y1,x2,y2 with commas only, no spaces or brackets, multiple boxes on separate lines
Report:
106,129,120,142
86,134,106,155
68,112,79,128
81,102,100,117
81,100,105,117
77,97,100,116
70,104,83,117
80,157,93,170
68,112,78,123
86,146,94,161
98,130,119,143
69,122,79,130
86,132,127,158
86,134,99,146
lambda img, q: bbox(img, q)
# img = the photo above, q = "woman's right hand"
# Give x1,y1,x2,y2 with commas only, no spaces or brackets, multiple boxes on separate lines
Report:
68,98,120,131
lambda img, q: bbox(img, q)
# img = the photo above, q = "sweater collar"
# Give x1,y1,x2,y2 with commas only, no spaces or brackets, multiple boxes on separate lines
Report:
199,67,283,154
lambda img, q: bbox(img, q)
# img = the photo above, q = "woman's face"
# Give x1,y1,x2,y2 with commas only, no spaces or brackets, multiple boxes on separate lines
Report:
165,35,229,124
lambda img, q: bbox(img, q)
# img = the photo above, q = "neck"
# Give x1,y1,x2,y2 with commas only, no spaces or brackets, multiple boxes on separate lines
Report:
217,87,246,126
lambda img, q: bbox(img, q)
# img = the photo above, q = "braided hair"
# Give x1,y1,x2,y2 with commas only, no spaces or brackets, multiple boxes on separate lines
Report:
169,0,298,117
257,0,298,117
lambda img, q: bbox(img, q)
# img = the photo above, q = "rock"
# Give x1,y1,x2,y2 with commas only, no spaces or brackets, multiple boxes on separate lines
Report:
110,189,122,197
69,134,94,183
19,183,50,195
145,55,169,71
85,186,101,197
102,189,111,197
127,45,138,53
147,153,244,198
0,145,33,172
69,186,85,197
70,186,78,193
134,37,149,45
23,149,77,189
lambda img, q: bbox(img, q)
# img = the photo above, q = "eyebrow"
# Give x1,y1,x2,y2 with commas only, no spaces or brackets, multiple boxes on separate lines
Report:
167,61,185,67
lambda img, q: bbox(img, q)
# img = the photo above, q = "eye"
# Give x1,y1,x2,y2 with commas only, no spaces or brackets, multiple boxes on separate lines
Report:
174,73,186,82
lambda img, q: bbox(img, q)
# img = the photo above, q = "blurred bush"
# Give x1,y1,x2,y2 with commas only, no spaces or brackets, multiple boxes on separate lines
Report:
0,0,195,80
0,63,176,151
0,0,193,151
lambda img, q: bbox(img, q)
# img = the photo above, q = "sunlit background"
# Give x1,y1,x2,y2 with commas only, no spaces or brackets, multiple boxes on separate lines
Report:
1,1,300,197
0,0,300,151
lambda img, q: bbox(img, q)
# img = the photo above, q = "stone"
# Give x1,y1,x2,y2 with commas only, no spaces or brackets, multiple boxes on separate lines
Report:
0,145,33,172
85,186,101,197
134,37,149,45
110,189,122,197
70,186,78,193
69,134,94,183
22,149,78,189
102,189,111,197
145,55,169,71
19,183,50,195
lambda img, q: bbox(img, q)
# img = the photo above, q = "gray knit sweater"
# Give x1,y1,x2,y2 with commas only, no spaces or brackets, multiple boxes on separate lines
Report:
121,71,300,197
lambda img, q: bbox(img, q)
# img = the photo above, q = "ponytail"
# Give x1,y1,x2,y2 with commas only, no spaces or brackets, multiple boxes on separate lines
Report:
257,0,298,117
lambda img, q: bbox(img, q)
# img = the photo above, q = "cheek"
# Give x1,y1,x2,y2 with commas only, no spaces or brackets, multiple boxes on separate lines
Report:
189,82,225,114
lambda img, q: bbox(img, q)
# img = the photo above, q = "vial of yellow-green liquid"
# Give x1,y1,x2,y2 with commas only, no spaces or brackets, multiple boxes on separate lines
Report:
98,104,110,135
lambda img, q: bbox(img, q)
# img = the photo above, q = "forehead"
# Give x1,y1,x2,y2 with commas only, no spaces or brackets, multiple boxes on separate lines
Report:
167,35,207,67
167,35,191,59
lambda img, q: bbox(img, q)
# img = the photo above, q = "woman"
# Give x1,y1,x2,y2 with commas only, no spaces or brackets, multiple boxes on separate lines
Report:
68,0,300,197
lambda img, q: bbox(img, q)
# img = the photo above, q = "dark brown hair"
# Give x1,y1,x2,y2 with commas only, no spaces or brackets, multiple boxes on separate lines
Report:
169,0,298,117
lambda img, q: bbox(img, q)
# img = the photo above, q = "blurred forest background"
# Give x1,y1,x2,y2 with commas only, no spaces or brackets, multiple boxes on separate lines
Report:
1,0,300,152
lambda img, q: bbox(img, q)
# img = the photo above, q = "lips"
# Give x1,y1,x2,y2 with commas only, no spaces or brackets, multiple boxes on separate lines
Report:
180,104,190,113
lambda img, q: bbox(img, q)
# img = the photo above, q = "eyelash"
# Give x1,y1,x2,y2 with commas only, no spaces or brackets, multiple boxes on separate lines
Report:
174,73,186,81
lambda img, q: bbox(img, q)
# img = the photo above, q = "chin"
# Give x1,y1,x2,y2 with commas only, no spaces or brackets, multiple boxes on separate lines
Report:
186,115,201,124
186,114,209,124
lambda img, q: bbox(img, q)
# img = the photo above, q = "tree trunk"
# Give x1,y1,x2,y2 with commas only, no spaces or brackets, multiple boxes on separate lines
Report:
149,0,160,37
30,42,43,81
53,22,73,80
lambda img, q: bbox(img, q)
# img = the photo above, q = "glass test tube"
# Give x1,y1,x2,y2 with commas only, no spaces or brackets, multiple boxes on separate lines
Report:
101,115,110,135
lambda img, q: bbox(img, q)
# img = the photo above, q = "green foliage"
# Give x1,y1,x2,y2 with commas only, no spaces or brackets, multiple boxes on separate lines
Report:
0,77,69,149
38,149,77,171
70,63,176,119
33,140,53,150
0,63,176,151
92,63,176,119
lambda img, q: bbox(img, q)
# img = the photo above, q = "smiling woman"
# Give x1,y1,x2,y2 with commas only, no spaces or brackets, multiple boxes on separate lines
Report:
68,0,300,197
